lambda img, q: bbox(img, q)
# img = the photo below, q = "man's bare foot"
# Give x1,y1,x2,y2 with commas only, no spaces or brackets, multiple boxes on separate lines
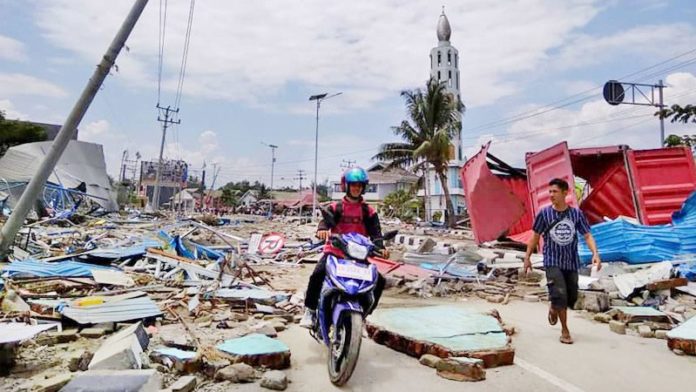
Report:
560,333,574,344
548,307,558,326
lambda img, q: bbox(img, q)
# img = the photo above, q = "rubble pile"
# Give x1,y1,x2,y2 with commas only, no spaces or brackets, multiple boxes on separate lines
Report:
0,212,324,391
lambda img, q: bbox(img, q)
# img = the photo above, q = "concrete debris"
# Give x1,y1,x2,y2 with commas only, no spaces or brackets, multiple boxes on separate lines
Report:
60,369,161,392
260,370,288,390
3,203,696,390
436,357,486,382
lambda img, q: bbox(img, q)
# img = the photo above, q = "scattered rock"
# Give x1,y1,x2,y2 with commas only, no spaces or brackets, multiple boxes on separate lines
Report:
655,330,669,340
593,313,613,324
523,295,540,303
609,320,626,335
486,295,505,304
169,375,197,392
215,366,239,382
419,354,443,368
271,321,287,332
260,370,288,391
46,330,78,345
575,291,609,313
251,322,278,338
68,350,93,372
638,325,654,338
202,358,230,379
610,299,629,307
435,357,486,382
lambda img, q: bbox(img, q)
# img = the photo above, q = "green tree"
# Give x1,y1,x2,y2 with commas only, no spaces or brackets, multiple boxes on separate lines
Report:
0,111,48,157
383,189,421,221
373,78,464,227
257,184,272,200
656,104,696,152
221,188,239,207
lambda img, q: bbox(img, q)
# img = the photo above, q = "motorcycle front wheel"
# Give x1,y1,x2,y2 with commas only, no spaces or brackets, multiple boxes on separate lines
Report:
327,312,363,386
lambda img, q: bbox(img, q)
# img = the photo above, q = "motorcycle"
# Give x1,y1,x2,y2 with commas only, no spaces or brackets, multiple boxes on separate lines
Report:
309,207,396,385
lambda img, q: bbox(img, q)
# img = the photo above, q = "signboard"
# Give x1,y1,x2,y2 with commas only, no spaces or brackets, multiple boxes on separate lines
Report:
258,233,286,255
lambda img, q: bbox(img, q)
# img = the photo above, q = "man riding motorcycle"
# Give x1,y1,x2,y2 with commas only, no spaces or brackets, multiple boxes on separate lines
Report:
300,167,389,328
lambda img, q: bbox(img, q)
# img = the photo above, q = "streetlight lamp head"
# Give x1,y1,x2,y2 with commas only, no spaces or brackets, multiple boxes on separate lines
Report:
309,93,328,101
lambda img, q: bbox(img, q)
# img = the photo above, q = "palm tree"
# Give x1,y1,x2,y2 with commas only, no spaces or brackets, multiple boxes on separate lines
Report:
373,78,464,227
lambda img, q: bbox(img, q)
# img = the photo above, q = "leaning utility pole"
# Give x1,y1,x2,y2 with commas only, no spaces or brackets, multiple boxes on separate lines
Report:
0,0,149,256
151,105,180,210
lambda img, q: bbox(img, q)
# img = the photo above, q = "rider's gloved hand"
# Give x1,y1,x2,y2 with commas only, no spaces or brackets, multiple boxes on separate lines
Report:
377,248,390,259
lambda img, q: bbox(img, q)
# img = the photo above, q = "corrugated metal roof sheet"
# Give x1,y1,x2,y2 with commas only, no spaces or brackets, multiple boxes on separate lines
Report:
61,296,162,324
1,259,117,278
579,191,696,264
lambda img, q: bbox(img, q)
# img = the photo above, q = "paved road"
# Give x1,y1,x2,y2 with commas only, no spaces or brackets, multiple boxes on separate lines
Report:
236,296,696,391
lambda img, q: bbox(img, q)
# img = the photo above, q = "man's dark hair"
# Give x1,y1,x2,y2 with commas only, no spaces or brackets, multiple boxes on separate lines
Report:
549,178,569,191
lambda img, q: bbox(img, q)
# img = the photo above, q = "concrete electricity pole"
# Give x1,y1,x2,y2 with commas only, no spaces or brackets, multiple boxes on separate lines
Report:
152,105,180,210
0,0,149,256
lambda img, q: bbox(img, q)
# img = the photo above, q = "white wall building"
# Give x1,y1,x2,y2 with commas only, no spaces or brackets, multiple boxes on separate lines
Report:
417,9,467,220
331,163,419,203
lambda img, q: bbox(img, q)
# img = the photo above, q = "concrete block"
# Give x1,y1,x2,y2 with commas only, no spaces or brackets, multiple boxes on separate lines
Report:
609,320,626,335
89,334,143,370
638,325,654,338
68,350,93,372
108,322,149,351
593,313,613,324
436,357,486,382
169,376,197,392
655,330,669,340
419,354,443,368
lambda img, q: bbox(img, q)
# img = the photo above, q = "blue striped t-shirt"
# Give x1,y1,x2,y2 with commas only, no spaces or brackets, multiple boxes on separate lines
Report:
532,206,590,271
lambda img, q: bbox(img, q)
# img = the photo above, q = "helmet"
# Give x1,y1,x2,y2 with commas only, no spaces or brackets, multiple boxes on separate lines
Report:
340,167,369,195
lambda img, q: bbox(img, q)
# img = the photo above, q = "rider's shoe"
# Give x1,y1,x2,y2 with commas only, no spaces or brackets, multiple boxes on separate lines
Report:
299,309,315,329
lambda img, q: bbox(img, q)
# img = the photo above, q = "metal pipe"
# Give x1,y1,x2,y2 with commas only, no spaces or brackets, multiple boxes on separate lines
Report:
0,0,149,256
658,79,665,147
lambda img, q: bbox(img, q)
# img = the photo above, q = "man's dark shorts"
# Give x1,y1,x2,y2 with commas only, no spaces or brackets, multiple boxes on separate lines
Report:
545,267,579,309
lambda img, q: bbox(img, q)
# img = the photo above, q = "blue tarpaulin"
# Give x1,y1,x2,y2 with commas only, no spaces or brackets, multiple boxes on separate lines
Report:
1,259,116,278
159,231,225,262
580,191,696,264
88,239,162,260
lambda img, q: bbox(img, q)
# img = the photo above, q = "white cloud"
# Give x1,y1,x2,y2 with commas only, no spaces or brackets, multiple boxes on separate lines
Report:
0,99,28,120
81,119,110,140
464,71,696,167
552,24,696,71
0,34,26,61
34,0,604,109
0,73,67,97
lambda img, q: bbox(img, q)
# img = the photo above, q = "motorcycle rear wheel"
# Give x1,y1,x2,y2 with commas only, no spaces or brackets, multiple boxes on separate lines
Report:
327,312,363,386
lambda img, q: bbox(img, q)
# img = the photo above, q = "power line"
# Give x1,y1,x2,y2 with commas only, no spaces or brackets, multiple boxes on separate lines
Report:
156,0,168,105
464,48,696,134
174,0,196,109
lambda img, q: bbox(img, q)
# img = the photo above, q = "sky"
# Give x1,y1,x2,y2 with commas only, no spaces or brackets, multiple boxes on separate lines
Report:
1,0,695,190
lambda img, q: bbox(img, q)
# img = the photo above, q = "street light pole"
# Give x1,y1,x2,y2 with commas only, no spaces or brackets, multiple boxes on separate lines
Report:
308,92,342,220
262,142,278,217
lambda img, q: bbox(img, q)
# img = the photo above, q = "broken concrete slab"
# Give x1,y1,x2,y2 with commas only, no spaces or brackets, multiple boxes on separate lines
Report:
667,316,696,355
260,370,288,390
216,333,291,369
89,333,143,370
150,347,200,373
436,357,486,382
34,372,73,392
574,291,609,313
167,375,197,392
613,306,670,324
366,306,514,368
61,369,161,392
109,322,150,351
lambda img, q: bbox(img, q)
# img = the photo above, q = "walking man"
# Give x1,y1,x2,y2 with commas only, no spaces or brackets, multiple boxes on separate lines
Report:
524,178,601,344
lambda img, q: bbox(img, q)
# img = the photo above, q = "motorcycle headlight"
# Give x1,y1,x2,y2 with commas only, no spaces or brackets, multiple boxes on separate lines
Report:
346,241,369,260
